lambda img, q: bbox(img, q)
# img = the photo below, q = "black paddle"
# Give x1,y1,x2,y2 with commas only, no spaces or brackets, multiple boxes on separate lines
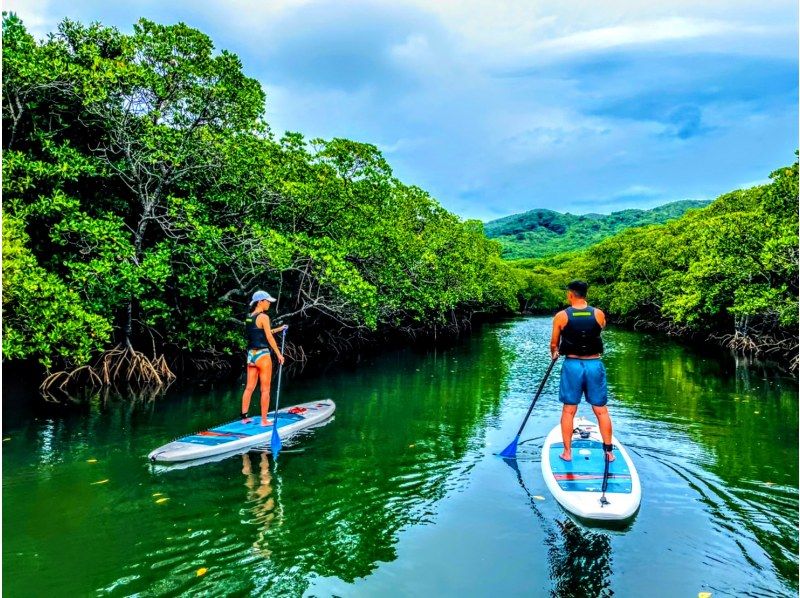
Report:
499,355,559,459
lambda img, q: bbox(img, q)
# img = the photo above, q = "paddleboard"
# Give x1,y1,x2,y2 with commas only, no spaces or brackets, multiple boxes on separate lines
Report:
541,416,641,521
148,399,335,463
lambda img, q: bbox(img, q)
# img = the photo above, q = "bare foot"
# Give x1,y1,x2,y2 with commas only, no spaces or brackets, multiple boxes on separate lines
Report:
559,451,572,462
260,419,273,427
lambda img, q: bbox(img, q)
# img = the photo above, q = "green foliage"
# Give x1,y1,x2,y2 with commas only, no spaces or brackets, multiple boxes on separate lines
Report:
1,14,515,371
486,200,710,259
2,215,113,368
515,160,799,349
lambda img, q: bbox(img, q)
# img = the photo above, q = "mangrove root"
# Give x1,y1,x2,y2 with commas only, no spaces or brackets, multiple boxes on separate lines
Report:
40,343,176,395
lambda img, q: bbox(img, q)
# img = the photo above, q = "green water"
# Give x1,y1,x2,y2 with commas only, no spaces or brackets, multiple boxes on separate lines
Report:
3,317,798,597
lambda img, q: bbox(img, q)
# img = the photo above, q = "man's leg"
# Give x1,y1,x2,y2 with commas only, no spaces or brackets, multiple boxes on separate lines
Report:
585,359,614,461
591,405,615,462
558,358,581,461
560,404,578,461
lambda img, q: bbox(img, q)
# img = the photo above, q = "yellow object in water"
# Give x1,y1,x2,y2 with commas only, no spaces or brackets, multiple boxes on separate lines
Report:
152,492,163,497
91,479,109,485
698,592,712,598
86,459,98,463
155,497,169,504
533,495,545,501
196,568,208,577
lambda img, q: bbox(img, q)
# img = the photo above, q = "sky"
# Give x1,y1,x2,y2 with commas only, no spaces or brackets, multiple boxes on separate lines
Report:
5,0,798,221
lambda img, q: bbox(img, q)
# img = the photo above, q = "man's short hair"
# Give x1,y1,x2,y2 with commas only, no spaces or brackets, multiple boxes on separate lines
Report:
566,280,588,298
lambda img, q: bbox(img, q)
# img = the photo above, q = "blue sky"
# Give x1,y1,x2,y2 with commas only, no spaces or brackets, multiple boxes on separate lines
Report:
6,0,797,220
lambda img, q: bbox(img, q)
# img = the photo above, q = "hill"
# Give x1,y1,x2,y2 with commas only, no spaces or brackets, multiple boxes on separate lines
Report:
485,200,710,259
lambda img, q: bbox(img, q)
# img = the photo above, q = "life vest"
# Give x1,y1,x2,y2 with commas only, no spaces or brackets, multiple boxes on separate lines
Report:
559,306,603,356
245,313,270,350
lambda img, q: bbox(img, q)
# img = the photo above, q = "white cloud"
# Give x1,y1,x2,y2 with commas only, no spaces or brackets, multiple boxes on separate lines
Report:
1,0,795,220
536,18,748,54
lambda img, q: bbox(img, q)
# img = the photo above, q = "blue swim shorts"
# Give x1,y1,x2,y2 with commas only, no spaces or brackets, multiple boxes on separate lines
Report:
559,357,608,407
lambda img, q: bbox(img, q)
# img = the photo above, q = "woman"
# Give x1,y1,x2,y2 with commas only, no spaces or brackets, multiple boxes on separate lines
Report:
241,290,286,426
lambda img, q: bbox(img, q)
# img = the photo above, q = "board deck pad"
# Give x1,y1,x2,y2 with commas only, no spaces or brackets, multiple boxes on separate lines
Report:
149,400,336,463
548,439,632,494
178,413,307,447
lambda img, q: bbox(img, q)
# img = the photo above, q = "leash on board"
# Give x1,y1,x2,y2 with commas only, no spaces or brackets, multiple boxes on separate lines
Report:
600,443,612,507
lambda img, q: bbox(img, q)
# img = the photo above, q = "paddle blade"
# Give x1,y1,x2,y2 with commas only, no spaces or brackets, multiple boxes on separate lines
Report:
499,436,519,459
270,421,282,460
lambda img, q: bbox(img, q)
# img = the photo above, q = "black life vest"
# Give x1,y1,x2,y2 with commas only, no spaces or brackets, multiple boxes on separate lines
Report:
559,306,603,356
245,313,269,350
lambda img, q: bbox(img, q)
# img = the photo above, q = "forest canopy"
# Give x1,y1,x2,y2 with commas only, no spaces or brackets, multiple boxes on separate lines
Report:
2,13,797,381
1,14,517,377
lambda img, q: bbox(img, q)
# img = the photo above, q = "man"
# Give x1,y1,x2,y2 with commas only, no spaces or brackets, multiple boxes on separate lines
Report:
549,280,614,462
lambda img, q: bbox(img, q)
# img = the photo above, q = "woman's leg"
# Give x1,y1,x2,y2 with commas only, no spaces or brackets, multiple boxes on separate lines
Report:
257,357,273,426
241,364,259,419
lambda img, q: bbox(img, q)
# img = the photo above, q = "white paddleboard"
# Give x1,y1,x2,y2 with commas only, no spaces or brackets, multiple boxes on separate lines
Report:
541,416,641,521
148,399,335,463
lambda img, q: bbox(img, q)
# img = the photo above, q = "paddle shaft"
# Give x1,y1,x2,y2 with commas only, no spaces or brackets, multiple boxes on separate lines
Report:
272,328,287,421
512,355,559,439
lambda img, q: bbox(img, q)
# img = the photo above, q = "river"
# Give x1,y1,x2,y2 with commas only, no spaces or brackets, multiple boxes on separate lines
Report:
3,317,797,597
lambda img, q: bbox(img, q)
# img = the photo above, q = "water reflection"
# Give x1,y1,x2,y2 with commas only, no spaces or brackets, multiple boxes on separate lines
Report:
505,457,614,598
603,328,798,588
550,519,613,598
3,318,797,596
241,452,280,559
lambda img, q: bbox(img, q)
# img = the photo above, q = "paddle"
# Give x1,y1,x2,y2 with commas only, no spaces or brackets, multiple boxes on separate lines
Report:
270,327,288,460
499,355,559,459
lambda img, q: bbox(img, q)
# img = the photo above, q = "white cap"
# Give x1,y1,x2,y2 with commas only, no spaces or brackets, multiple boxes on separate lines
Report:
251,290,276,303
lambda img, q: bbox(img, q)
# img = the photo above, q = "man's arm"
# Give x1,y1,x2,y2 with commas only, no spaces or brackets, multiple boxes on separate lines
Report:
550,311,567,359
595,308,606,329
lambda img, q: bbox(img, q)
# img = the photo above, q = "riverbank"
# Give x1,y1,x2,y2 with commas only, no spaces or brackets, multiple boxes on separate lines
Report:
522,307,798,375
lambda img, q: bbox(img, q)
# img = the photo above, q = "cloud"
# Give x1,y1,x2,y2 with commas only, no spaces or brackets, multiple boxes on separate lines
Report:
4,0,797,221
534,18,758,55
246,1,443,93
